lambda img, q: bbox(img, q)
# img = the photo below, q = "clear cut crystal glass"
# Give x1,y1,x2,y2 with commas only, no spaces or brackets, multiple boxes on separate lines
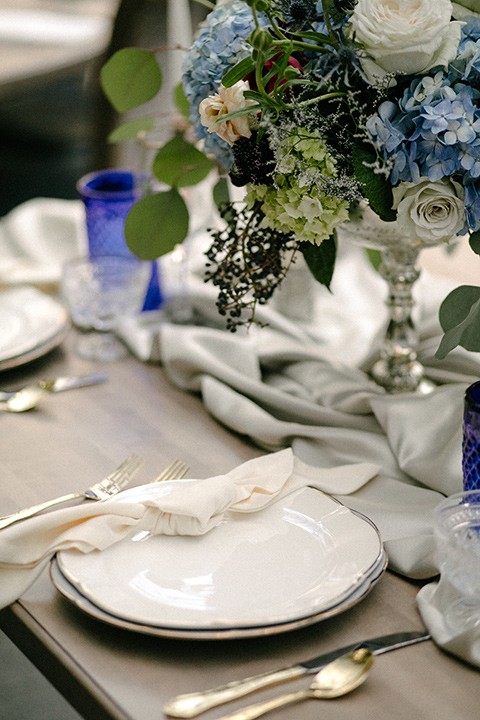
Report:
434,491,480,631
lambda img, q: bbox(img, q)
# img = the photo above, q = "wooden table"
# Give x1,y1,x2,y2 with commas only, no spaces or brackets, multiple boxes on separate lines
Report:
0,330,479,720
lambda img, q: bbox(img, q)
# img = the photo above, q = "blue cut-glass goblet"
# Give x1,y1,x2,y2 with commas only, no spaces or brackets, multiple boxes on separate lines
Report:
77,169,162,311
462,381,480,491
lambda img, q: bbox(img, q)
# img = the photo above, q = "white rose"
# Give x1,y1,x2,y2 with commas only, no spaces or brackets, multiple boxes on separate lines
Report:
349,0,464,80
199,81,257,146
393,178,465,245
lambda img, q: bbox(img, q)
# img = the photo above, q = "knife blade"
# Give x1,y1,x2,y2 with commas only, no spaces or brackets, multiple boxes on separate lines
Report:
50,373,108,393
0,373,108,401
163,630,431,718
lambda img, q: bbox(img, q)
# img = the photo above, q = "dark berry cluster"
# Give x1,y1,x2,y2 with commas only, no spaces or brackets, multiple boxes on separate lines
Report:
204,202,297,331
230,134,276,187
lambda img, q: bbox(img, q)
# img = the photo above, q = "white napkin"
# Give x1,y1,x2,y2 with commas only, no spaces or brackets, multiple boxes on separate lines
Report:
0,449,379,610
0,198,86,286
417,577,480,669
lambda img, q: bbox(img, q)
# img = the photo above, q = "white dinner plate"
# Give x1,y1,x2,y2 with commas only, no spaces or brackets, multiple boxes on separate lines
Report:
56,486,386,636
0,286,69,370
51,548,386,640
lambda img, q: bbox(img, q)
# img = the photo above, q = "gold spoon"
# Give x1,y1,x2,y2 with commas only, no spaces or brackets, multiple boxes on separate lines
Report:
0,380,55,413
214,648,374,720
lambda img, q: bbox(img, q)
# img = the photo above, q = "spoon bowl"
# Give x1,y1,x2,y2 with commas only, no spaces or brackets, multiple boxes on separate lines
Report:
308,646,374,697
0,380,54,412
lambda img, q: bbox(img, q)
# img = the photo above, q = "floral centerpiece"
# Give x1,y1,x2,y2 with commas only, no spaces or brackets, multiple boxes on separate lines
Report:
101,0,480,373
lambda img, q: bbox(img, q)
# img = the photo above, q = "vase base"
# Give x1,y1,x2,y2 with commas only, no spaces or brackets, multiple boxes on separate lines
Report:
370,358,436,395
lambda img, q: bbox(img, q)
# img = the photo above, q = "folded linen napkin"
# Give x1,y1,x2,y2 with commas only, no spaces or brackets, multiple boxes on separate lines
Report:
0,449,379,610
417,577,480,669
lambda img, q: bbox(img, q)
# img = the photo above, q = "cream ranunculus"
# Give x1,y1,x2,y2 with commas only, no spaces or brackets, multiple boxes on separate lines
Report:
199,80,257,146
392,178,466,245
349,0,464,80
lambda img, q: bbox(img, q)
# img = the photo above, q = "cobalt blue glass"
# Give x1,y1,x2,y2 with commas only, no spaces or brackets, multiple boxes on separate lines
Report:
462,381,480,491
77,169,162,311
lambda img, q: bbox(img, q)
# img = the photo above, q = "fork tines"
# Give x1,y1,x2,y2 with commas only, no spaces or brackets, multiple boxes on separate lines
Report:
100,453,145,493
150,460,190,484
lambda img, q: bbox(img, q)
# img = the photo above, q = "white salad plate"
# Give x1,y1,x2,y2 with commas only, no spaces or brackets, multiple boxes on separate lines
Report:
0,286,69,370
54,485,386,639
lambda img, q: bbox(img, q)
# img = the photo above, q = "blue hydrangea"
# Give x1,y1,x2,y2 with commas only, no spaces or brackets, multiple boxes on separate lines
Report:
415,86,480,146
465,178,480,229
449,18,480,86
182,1,261,170
366,35,480,230
459,17,480,49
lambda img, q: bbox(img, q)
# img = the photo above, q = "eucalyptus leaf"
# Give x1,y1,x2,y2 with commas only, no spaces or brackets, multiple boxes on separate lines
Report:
124,191,189,260
436,285,480,357
366,248,382,271
300,234,336,290
352,143,396,222
153,133,214,188
108,117,155,143
213,177,230,209
469,230,480,256
101,48,162,113
174,83,190,119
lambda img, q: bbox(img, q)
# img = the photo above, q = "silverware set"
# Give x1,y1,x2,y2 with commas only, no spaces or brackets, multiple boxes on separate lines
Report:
214,648,374,720
163,629,430,718
0,372,108,412
0,456,189,530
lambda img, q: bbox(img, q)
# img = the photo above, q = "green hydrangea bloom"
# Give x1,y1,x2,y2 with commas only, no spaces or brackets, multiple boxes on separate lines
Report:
246,128,350,245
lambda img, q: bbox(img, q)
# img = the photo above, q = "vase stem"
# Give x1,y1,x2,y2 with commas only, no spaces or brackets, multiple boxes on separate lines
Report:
371,248,432,394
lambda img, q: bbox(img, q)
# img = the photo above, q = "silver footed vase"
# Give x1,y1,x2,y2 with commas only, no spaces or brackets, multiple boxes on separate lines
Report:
338,207,446,394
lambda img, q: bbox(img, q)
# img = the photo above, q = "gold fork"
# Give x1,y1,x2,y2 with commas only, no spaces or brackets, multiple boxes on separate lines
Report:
150,459,189,484
0,453,145,530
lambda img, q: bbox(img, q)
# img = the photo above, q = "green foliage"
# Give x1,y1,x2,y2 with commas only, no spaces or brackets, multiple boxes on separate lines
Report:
469,230,480,256
152,133,214,188
100,47,216,261
174,83,190,119
436,286,480,358
124,190,189,260
100,48,162,113
108,117,155,143
213,177,230,209
366,248,382,271
222,57,257,88
300,234,337,290
352,143,396,222
212,103,262,126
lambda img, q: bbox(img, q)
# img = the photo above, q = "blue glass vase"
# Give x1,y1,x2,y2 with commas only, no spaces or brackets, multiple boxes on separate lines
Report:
462,381,480,491
77,169,162,311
